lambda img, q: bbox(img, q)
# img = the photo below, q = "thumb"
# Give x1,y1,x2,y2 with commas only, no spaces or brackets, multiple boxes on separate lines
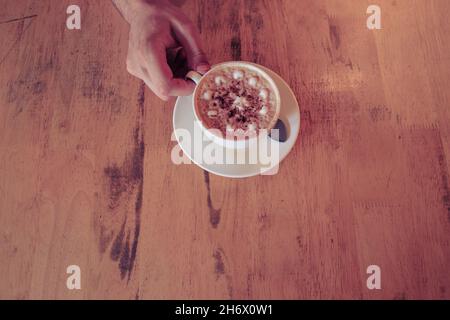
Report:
190,51,210,74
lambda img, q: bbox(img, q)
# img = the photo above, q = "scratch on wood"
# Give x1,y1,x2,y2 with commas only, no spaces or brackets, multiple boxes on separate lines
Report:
137,82,145,112
212,248,233,298
247,1,264,63
229,6,241,61
110,219,127,261
213,249,225,277
203,171,221,228
246,273,253,298
230,36,241,61
118,232,131,279
328,16,341,50
0,14,37,25
103,83,145,281
125,84,145,282
129,138,144,282
135,287,140,300
437,135,450,222
104,165,128,210
0,18,34,65
82,62,104,100
99,225,114,254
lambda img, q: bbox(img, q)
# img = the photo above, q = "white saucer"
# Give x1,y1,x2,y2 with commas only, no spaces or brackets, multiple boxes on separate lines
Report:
172,63,300,178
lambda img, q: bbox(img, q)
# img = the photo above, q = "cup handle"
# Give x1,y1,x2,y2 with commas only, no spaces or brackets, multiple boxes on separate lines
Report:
186,70,203,85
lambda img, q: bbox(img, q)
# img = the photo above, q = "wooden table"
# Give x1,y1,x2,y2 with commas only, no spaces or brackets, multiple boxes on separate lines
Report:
1,0,449,299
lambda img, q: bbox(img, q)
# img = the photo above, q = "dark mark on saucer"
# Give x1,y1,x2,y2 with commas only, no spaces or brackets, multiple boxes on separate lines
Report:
269,119,288,142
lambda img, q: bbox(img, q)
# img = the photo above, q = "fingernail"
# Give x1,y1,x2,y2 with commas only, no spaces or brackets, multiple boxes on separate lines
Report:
196,63,210,74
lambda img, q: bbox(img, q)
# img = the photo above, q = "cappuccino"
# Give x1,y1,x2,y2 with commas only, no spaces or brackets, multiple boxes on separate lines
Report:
194,64,279,139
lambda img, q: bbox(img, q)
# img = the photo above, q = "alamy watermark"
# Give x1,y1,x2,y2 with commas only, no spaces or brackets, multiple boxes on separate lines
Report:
66,264,81,290
171,122,281,175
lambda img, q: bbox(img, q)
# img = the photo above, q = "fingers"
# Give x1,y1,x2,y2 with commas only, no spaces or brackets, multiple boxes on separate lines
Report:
124,10,208,101
134,39,195,100
168,78,196,96
170,15,210,73
141,69,195,101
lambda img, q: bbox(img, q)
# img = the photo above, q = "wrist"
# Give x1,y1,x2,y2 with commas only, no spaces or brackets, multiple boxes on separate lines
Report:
114,0,170,22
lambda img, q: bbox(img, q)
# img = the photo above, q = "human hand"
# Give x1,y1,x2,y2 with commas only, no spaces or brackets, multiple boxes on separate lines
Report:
113,0,210,100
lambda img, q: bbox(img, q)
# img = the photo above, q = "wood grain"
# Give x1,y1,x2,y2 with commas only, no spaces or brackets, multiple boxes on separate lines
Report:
0,0,449,299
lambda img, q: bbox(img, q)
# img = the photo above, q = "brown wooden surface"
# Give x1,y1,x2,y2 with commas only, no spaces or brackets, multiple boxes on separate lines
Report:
1,0,450,299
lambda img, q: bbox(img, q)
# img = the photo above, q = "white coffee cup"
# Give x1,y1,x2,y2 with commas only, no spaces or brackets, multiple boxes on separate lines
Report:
186,61,281,149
